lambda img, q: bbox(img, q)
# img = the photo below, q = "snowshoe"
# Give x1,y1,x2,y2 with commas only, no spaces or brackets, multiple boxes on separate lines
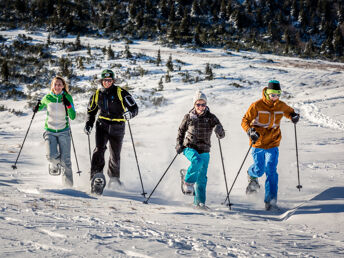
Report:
180,169,194,196
265,202,279,211
246,176,260,194
195,203,210,211
49,163,62,176
91,173,106,195
108,177,122,189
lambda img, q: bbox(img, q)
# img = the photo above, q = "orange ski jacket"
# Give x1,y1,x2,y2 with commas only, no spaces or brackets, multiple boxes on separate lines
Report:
241,87,295,149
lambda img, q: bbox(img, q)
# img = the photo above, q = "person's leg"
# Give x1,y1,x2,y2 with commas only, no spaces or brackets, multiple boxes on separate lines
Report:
194,152,210,205
43,131,60,168
107,134,124,179
264,147,279,204
58,130,73,187
183,148,203,184
248,147,266,178
90,121,109,180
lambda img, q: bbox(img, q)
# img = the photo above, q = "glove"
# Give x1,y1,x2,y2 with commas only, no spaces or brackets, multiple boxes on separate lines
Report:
247,128,260,143
175,144,185,154
84,123,92,135
33,100,41,113
291,112,300,124
214,124,225,139
123,111,132,120
62,95,71,107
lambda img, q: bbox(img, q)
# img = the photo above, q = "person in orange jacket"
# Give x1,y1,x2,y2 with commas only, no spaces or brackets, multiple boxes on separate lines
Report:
241,80,300,210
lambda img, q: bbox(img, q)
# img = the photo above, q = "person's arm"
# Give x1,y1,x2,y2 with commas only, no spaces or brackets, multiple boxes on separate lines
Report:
63,93,76,120
212,115,225,139
176,114,189,153
241,103,257,133
86,93,98,128
122,89,138,119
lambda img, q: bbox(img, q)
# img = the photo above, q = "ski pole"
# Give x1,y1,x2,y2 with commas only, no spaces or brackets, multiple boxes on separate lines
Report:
12,111,37,169
87,134,92,165
222,143,253,205
127,120,147,197
143,153,178,204
69,122,82,176
218,138,232,209
294,123,302,191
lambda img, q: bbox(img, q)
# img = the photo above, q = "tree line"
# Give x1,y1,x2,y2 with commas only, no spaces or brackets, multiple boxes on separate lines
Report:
0,0,343,60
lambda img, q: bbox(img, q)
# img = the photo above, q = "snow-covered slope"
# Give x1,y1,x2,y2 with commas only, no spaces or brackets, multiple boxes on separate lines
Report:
0,30,344,257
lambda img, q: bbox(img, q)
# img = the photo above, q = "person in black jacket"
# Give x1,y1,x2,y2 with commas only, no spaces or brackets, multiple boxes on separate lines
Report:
176,91,225,208
85,69,138,194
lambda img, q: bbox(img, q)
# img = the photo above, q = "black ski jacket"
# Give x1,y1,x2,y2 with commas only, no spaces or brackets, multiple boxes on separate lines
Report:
86,84,138,127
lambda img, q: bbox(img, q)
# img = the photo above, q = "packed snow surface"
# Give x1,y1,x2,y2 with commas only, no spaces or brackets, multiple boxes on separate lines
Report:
0,30,344,257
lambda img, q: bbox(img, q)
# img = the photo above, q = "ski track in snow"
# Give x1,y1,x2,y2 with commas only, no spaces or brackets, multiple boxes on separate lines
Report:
0,30,344,257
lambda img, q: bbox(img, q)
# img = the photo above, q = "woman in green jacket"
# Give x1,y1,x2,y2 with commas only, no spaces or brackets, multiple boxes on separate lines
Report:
34,76,76,187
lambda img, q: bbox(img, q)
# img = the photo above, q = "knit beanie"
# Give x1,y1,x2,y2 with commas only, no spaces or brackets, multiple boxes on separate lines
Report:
193,90,207,104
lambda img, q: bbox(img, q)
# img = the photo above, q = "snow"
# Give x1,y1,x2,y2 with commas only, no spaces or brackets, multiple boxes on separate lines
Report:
1,29,344,257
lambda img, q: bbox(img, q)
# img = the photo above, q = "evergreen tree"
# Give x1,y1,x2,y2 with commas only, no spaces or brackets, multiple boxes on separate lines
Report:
166,54,174,72
191,0,201,17
75,33,81,51
158,77,164,91
165,71,171,82
87,44,91,56
168,2,176,23
1,60,9,81
156,49,161,66
205,63,213,80
333,25,344,56
304,39,315,56
107,45,114,59
124,44,132,58
47,33,51,46
194,25,202,46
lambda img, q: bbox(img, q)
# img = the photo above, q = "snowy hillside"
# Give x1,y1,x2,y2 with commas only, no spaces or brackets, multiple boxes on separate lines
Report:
0,30,344,257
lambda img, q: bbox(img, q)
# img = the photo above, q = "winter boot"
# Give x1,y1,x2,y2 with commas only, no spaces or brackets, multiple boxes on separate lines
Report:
91,173,106,195
180,169,194,196
49,163,62,176
108,177,122,188
265,200,278,211
246,174,260,194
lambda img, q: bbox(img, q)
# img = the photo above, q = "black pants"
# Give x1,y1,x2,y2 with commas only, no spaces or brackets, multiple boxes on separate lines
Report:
90,120,125,180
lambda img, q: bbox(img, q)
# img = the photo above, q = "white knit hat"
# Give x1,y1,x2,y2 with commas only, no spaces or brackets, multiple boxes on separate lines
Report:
193,90,207,104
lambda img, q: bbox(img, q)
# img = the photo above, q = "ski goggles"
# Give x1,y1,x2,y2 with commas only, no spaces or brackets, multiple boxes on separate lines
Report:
269,93,281,98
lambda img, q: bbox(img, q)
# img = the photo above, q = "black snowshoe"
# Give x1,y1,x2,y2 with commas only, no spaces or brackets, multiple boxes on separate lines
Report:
246,176,260,194
49,163,62,176
91,173,106,195
180,169,194,196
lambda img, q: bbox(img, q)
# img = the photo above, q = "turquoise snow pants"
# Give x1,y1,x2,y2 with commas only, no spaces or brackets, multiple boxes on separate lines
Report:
183,148,210,205
248,147,279,204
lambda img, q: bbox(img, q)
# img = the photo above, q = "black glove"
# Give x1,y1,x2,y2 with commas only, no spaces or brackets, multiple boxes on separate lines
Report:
214,124,225,139
291,112,300,124
123,111,132,121
62,95,71,107
247,128,260,143
33,100,41,113
175,144,185,154
84,123,92,135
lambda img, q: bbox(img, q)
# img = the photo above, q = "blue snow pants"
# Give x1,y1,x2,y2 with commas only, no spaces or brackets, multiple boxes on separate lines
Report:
183,148,210,205
248,147,279,204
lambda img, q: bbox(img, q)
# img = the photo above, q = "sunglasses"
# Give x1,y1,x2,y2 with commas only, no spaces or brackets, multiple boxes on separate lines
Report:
195,103,206,107
269,94,281,98
103,79,113,82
